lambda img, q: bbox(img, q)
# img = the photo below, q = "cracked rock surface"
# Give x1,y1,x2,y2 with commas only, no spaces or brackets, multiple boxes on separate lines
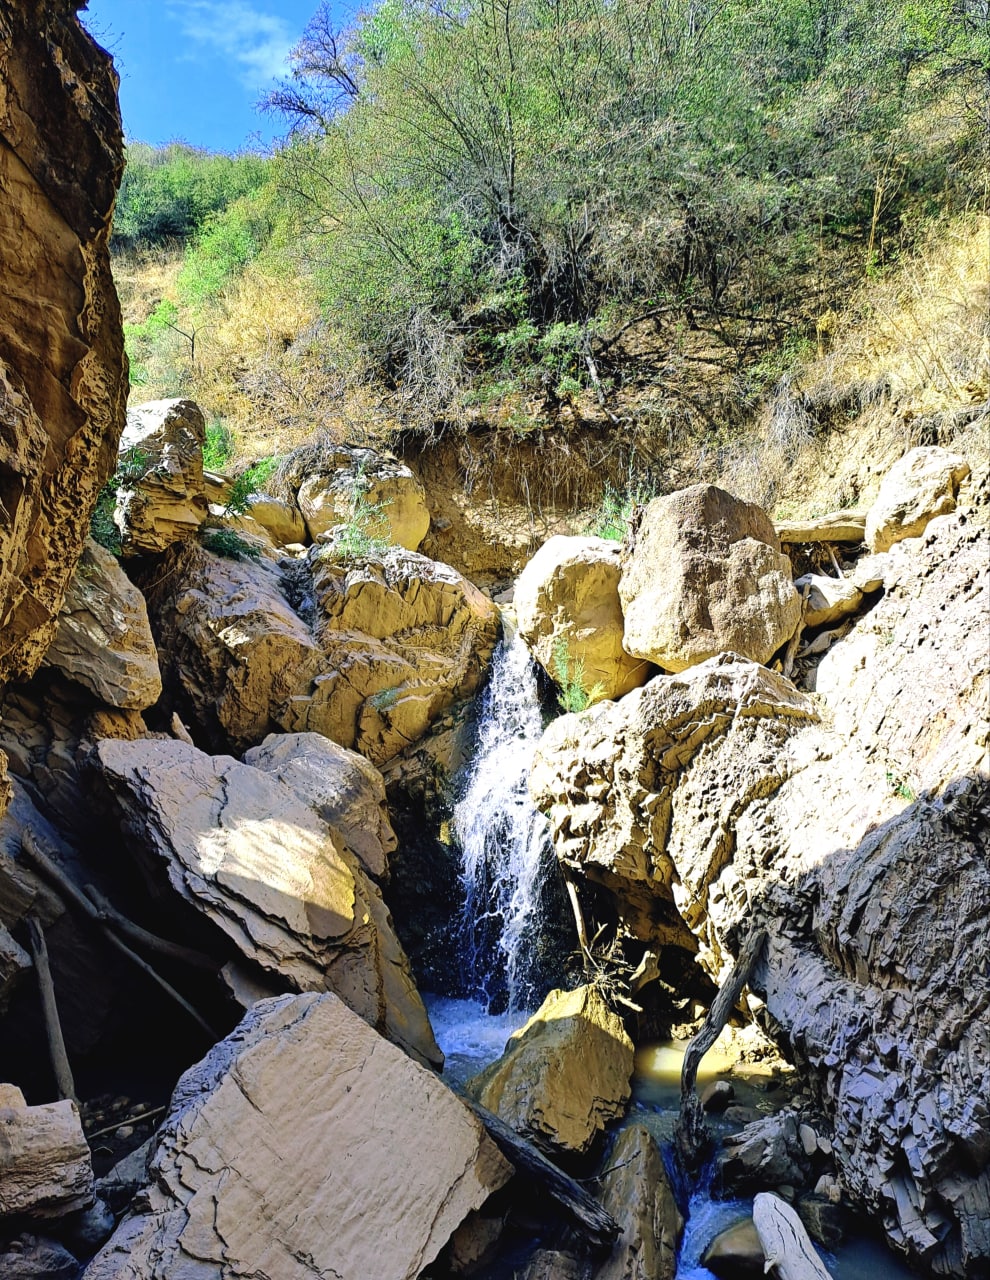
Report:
84,993,512,1280
531,512,989,1274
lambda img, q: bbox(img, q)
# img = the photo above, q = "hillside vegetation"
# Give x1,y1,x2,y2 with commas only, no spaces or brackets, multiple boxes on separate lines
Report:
110,0,988,509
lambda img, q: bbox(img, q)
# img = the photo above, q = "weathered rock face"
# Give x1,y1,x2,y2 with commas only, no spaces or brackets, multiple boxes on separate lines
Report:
0,1085,94,1220
596,1124,682,1280
514,536,651,703
41,538,161,711
93,736,441,1068
243,491,307,546
115,399,208,556
0,1,126,721
864,445,970,553
619,485,801,673
292,545,501,764
793,572,864,629
467,985,634,1157
84,993,513,1280
243,732,397,882
296,445,431,551
531,511,990,1274
143,540,499,765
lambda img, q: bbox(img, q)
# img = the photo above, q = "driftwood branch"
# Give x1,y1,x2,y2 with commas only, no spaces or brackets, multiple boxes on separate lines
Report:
20,832,219,1041
754,1192,834,1279
26,918,77,1103
783,581,812,680
465,1099,620,1250
561,866,594,970
83,885,216,970
676,927,766,1172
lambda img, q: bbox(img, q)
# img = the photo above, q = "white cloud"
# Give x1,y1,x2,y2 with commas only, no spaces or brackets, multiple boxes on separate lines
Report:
168,1,296,88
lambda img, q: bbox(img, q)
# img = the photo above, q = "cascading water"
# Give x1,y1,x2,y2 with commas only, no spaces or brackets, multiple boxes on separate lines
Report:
451,632,554,1014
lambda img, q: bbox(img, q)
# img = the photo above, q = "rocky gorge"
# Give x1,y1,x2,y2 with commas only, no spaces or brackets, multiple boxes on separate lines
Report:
1,5,988,1280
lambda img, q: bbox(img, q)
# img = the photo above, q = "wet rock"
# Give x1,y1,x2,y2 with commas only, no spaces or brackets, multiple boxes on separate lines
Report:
0,1086,94,1220
84,993,512,1280
796,1193,846,1250
0,0,126,719
296,445,430,551
514,535,651,702
701,1218,765,1277
864,446,970,552
244,731,397,881
0,1233,80,1280
94,736,441,1068
619,484,801,672
42,539,162,711
114,400,208,556
701,1079,735,1114
467,984,633,1157
596,1123,682,1280
718,1112,810,1196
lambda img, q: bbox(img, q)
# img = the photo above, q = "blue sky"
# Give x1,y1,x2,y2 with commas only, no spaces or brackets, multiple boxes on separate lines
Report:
80,1,338,153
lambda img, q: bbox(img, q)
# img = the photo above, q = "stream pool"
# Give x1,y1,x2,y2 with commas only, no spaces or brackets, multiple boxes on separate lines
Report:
425,996,920,1280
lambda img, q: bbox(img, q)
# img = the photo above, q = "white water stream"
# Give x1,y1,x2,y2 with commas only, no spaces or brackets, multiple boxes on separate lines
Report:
451,633,552,1013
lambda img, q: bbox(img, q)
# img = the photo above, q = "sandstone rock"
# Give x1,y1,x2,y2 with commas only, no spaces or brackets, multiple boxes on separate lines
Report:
596,1123,682,1280
793,572,863,629
84,993,512,1280
718,1112,810,1196
532,514,990,1274
143,539,498,765
0,0,126,707
775,510,868,544
467,984,633,1157
865,446,971,554
293,545,500,765
0,1087,94,1219
94,736,441,1067
115,399,208,556
244,731,397,881
701,1218,765,1277
620,485,801,672
297,445,430,551
42,538,162,711
244,491,307,546
514,536,651,703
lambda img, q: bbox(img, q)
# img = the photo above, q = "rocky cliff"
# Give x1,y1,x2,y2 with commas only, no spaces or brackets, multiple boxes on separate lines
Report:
0,0,126,714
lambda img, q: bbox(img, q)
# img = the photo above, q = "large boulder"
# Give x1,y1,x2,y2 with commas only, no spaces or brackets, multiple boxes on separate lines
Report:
619,485,801,673
467,984,633,1157
41,538,161,710
142,540,499,765
93,736,441,1068
0,1085,94,1220
243,492,307,546
596,1124,682,1280
0,1,126,720
864,446,970,553
296,445,431,551
531,511,990,1275
114,399,208,556
84,993,513,1280
243,732,397,881
514,536,651,703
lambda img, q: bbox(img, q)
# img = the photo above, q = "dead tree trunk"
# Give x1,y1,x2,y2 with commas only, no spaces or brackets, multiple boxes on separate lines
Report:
26,918,77,1103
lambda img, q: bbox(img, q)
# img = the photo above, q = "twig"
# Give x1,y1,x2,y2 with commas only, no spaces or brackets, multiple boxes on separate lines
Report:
561,866,594,970
86,1105,168,1142
26,919,77,1103
826,545,844,578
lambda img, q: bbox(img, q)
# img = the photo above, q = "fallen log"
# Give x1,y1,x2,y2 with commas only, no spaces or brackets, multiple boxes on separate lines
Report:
464,1098,620,1250
754,1192,834,1279
26,918,76,1103
676,927,766,1172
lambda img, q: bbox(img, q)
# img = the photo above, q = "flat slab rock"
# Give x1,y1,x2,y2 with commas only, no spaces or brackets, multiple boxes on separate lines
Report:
84,993,512,1280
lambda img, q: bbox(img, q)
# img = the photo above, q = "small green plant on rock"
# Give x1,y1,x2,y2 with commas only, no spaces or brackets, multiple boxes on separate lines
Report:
224,455,279,516
552,637,605,714
89,447,152,555
199,526,261,561
368,685,402,711
328,470,392,559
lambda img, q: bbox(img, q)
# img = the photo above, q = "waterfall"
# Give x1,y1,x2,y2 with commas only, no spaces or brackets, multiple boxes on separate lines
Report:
452,633,553,1014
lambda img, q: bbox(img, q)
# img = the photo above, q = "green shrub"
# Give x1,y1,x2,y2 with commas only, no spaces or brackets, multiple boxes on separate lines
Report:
203,419,235,470
89,447,152,554
551,637,605,714
224,456,279,515
368,685,402,711
199,526,262,560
